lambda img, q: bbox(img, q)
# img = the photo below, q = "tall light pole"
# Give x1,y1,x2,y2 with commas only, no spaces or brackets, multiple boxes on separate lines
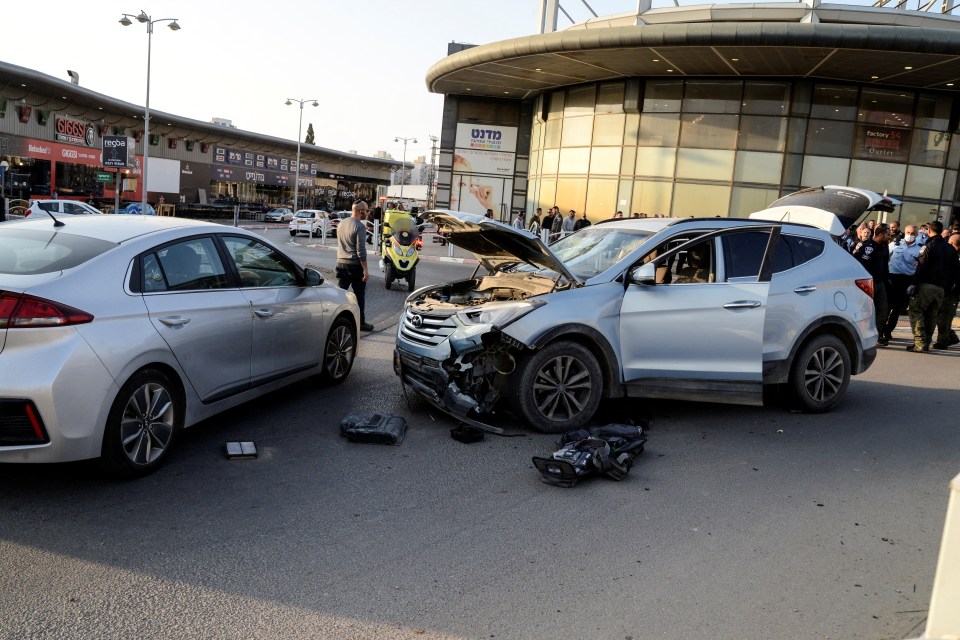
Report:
286,98,318,211
119,10,180,215
394,136,417,200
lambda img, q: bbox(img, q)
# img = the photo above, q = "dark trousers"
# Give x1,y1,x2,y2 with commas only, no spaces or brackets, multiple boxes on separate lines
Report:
336,262,366,323
873,281,888,340
881,273,912,339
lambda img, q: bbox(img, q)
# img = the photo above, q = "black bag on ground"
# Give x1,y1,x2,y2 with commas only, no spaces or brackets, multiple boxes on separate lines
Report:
339,413,407,445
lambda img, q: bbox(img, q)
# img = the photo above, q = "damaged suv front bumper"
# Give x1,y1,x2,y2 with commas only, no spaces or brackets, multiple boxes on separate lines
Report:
393,307,527,433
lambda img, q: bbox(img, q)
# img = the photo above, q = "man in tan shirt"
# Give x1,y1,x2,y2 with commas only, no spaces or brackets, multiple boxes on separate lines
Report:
336,199,374,331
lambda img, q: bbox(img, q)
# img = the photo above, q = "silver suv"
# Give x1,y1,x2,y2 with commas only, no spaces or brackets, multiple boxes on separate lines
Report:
394,186,889,433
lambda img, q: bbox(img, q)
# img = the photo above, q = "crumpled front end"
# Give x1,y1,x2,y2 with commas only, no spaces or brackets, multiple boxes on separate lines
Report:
393,305,526,422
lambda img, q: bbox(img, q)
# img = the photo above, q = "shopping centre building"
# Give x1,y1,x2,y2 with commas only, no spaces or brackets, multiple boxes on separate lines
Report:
0,60,399,213
428,0,960,226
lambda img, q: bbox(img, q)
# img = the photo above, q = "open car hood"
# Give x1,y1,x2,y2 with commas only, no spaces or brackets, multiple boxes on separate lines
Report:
748,185,901,235
424,210,580,284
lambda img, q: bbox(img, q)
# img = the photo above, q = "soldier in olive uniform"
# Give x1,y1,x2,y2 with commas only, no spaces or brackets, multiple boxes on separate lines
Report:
906,221,960,352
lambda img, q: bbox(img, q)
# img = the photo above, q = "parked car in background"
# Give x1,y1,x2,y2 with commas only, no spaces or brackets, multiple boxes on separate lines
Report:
118,202,156,215
23,199,103,218
0,215,360,476
264,208,294,223
289,209,334,237
396,188,888,434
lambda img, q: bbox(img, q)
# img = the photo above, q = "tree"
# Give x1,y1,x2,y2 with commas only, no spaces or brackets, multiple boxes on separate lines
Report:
304,123,315,145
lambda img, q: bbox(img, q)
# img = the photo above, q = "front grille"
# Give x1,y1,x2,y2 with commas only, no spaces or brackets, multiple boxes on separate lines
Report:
400,307,457,347
0,400,49,446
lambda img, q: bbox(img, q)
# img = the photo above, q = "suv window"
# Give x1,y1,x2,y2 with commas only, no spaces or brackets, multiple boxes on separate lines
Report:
778,235,824,270
721,231,826,281
721,231,769,280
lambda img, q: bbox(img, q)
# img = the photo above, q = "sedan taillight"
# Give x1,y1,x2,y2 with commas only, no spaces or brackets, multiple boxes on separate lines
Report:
24,208,33,217
855,278,874,299
0,292,94,328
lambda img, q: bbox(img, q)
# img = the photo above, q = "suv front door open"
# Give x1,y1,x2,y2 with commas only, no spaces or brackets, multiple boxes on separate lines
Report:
619,229,776,406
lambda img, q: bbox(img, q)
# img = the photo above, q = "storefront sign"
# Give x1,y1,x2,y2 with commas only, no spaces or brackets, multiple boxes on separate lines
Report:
24,138,102,167
55,116,97,147
455,124,518,153
855,124,911,163
102,136,134,168
96,172,113,182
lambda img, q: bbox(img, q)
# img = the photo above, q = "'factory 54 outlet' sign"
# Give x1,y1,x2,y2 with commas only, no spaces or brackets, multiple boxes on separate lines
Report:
55,116,97,147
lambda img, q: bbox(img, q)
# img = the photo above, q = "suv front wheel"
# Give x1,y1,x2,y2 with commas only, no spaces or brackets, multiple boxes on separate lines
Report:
788,334,851,413
512,340,603,433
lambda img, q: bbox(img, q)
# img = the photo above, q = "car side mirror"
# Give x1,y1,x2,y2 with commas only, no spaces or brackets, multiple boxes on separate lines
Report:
304,268,324,286
628,262,657,286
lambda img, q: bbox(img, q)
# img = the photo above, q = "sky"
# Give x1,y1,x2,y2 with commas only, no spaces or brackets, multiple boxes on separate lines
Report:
2,0,888,163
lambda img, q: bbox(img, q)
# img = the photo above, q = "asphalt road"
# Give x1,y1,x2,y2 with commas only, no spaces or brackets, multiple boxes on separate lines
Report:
1,229,958,640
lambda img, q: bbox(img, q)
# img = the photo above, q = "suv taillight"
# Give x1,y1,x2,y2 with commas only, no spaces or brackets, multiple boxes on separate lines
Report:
23,208,32,217
855,279,874,299
0,292,94,328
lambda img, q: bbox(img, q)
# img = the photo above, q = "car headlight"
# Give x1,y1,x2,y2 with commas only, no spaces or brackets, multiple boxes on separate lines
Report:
456,300,544,328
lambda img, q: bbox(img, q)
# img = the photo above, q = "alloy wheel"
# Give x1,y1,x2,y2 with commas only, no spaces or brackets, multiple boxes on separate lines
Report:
325,324,355,380
532,355,593,421
802,346,845,403
119,382,175,465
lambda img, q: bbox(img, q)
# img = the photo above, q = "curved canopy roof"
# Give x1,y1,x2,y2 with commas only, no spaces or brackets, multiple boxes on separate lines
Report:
426,4,960,98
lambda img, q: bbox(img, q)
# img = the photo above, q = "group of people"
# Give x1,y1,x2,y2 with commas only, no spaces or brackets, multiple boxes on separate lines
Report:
842,218,960,352
515,207,670,239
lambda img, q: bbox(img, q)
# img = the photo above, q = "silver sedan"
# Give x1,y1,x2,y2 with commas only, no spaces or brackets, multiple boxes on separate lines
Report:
0,216,359,476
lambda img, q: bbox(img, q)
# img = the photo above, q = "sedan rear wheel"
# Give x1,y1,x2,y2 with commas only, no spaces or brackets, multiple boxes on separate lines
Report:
100,368,182,478
319,317,357,385
513,341,603,433
788,334,851,413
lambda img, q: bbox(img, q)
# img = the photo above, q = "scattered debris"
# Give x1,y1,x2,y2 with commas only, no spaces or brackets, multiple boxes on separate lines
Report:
450,424,484,443
340,413,407,445
533,423,647,487
225,441,257,459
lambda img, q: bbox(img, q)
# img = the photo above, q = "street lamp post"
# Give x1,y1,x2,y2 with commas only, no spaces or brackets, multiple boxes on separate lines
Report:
394,136,417,200
286,98,318,211
119,10,180,215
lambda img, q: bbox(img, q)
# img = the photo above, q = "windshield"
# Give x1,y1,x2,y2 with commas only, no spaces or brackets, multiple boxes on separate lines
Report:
522,227,651,280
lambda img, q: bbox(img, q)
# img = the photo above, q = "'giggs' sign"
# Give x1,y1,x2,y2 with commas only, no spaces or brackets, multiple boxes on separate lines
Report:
55,117,96,147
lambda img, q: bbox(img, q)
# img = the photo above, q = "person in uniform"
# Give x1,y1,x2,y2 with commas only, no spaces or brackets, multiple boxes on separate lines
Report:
855,224,891,345
906,220,958,352
880,224,923,345
933,233,960,349
336,199,374,332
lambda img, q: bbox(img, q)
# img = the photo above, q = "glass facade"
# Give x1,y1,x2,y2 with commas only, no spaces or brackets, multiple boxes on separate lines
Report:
528,79,959,226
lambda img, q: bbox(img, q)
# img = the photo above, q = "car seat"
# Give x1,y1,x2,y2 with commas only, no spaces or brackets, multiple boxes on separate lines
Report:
676,243,711,283
163,244,201,287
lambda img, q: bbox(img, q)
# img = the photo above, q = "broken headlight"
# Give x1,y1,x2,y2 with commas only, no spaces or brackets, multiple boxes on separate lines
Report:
456,299,544,328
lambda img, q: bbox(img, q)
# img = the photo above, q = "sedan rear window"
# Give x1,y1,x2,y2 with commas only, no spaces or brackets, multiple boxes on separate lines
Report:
0,228,117,275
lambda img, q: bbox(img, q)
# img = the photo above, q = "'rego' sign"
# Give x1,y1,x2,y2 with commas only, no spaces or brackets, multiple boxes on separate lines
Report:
102,135,134,168
56,116,97,147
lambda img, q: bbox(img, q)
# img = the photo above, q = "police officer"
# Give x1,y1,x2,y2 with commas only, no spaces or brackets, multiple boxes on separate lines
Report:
879,224,922,345
906,220,959,352
856,223,890,345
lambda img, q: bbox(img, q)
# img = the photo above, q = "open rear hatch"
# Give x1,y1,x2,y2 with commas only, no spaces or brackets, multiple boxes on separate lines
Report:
748,185,901,234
